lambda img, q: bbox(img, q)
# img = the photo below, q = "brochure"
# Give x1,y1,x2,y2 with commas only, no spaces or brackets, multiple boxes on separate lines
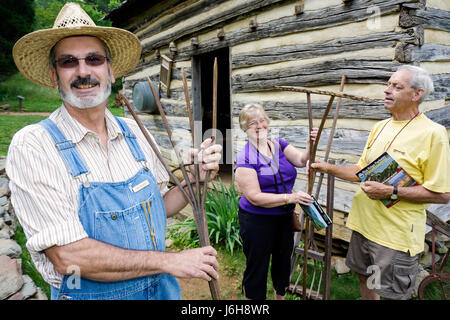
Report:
300,195,332,230
356,152,418,208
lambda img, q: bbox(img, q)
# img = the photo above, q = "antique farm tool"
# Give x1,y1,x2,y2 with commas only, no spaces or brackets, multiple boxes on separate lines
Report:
277,79,370,299
147,70,221,300
118,59,221,299
180,57,221,300
418,210,450,300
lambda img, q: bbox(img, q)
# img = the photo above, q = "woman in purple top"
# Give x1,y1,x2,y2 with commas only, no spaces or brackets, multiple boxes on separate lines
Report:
235,103,317,300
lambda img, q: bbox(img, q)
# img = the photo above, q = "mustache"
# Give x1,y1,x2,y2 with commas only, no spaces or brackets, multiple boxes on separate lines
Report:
70,76,100,88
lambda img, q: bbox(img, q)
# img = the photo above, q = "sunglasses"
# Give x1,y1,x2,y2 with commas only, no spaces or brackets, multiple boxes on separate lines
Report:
55,54,109,69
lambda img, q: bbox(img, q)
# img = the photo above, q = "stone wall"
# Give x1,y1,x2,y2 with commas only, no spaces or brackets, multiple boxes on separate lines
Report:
0,157,48,300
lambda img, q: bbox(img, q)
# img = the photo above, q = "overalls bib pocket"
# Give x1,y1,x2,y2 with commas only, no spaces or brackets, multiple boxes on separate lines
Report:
94,203,157,251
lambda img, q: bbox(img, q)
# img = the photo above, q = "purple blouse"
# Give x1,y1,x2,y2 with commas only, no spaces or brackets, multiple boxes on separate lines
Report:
235,138,297,215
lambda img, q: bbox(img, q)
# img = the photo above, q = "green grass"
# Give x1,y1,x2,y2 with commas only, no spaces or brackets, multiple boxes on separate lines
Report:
0,73,61,112
0,115,48,155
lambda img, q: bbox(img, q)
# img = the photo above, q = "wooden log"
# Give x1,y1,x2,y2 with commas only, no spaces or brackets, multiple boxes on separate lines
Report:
233,58,400,93
232,30,416,68
134,0,229,37
400,6,450,31
107,0,187,30
141,0,405,56
232,100,390,120
424,105,450,128
395,42,414,63
412,43,450,62
141,0,288,55
233,124,370,156
429,74,450,101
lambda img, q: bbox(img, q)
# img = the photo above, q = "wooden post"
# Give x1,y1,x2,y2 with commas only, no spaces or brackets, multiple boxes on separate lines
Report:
303,92,313,299
323,159,335,300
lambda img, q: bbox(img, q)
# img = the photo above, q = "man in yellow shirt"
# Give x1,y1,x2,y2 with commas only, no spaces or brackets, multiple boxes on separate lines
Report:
312,65,450,300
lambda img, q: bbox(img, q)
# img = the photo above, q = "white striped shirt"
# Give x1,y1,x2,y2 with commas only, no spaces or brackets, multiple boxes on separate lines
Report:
6,104,169,288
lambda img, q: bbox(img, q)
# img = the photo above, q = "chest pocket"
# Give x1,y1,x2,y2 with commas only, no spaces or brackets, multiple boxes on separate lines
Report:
93,190,165,252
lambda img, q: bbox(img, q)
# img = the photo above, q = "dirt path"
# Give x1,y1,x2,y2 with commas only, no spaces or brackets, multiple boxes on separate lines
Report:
170,248,243,300
0,111,51,116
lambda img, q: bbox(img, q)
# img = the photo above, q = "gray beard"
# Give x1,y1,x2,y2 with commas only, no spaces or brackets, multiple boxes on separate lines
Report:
57,74,111,109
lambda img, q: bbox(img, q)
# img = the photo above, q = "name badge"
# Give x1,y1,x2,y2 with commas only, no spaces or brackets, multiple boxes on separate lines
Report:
132,180,149,192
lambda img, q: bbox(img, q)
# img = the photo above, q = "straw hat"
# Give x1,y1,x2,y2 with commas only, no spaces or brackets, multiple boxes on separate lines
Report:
13,2,142,88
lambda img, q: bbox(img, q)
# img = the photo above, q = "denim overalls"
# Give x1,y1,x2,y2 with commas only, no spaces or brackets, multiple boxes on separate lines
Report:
39,117,181,300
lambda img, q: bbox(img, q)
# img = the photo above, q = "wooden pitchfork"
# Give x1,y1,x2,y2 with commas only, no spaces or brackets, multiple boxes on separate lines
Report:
118,58,221,300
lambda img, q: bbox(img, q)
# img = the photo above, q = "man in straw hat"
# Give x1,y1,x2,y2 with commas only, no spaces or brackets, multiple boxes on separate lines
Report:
7,3,222,300
311,65,450,300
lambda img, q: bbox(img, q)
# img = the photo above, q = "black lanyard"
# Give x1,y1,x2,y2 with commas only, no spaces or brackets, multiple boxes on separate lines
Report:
253,141,288,194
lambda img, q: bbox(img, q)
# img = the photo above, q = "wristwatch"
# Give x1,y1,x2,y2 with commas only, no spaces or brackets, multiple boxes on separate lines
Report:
390,186,398,200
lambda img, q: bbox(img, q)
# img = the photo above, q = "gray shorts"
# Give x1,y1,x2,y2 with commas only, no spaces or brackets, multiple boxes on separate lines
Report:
346,231,419,300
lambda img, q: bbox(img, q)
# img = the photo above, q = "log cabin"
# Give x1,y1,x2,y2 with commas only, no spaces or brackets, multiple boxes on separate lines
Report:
106,0,450,251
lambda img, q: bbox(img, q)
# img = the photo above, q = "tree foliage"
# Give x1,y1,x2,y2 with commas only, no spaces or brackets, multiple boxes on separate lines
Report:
33,0,119,29
0,0,35,80
0,0,121,81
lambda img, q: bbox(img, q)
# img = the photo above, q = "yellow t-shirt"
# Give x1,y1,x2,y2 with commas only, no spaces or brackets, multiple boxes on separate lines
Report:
347,113,450,256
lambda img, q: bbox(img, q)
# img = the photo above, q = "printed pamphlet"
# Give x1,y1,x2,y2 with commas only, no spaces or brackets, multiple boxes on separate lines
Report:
300,195,332,230
356,152,418,208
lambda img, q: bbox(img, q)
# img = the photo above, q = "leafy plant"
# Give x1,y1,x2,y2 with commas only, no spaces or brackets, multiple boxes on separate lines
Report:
168,179,242,255
205,179,241,254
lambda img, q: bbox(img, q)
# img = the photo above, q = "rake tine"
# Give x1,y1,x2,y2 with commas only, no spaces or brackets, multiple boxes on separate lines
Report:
146,77,198,203
293,264,303,292
200,57,218,237
147,77,209,247
303,92,314,299
308,259,317,299
315,75,346,199
119,93,194,208
181,67,202,215
316,261,324,299
201,58,221,300
181,67,195,144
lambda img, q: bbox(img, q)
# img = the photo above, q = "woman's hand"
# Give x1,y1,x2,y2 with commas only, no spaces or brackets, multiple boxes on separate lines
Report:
288,191,314,206
309,127,318,143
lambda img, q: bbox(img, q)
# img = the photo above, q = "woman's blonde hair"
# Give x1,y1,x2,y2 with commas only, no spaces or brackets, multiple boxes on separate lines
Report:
239,103,270,131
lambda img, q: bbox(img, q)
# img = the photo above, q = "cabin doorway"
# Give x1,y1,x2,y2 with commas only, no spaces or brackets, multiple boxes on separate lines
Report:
192,47,232,184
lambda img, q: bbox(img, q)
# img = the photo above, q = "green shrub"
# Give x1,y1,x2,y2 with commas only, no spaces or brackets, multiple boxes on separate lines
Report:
169,179,242,255
206,180,241,254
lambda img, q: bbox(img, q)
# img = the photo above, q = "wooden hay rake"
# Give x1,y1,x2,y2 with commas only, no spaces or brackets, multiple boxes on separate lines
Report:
119,58,221,300
276,77,370,299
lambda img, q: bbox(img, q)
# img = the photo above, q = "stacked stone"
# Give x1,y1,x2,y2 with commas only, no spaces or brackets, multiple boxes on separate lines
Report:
0,157,48,300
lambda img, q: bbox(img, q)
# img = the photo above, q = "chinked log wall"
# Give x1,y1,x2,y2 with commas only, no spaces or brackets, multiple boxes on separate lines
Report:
121,0,450,243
